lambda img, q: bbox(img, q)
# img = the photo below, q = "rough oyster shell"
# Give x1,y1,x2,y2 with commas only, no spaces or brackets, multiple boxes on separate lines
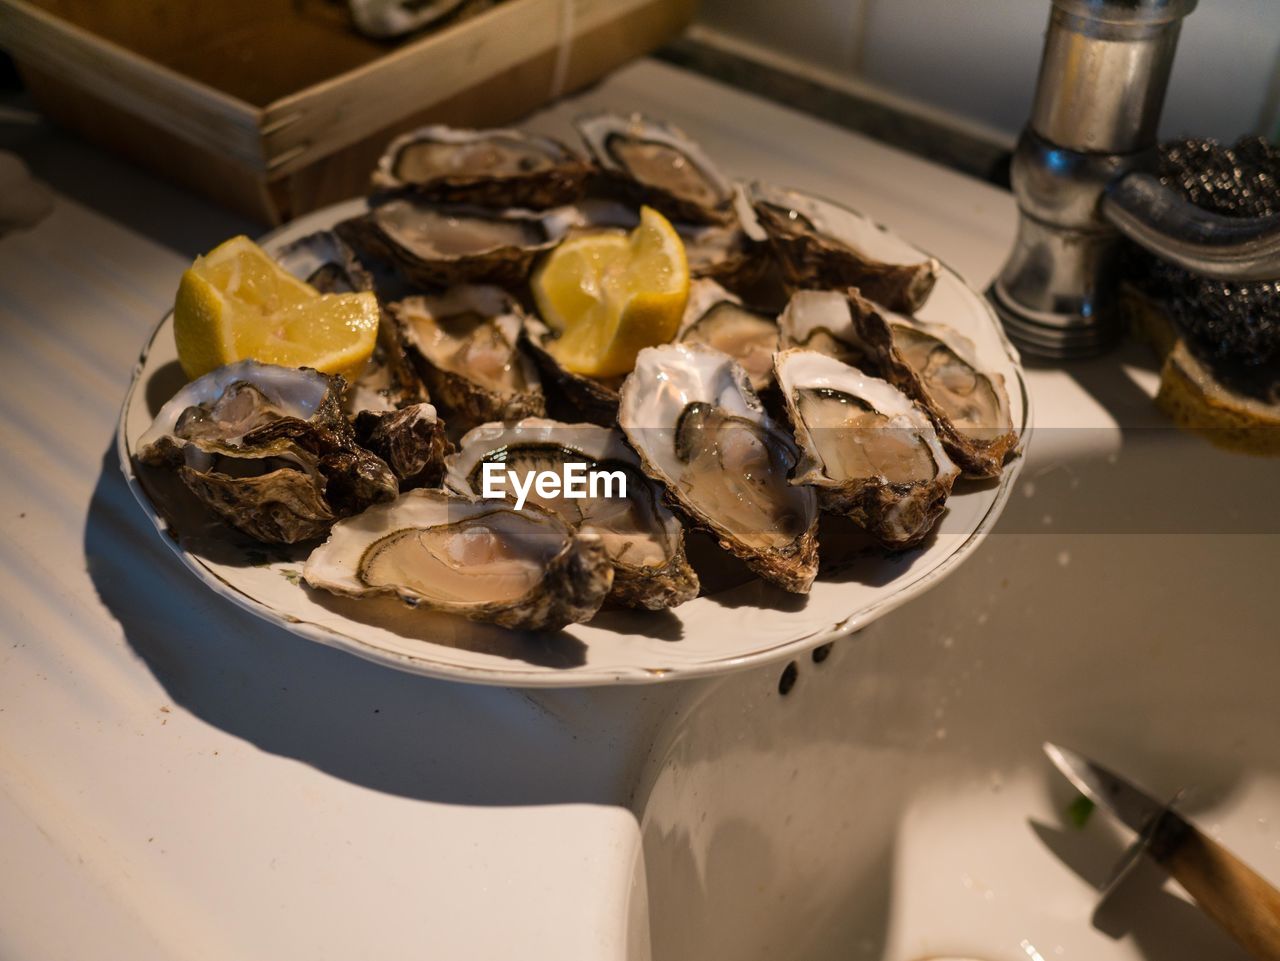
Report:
372,125,589,209
338,197,562,289
390,286,545,431
303,488,613,632
445,419,699,609
519,317,622,427
678,279,779,394
275,230,430,415
618,343,819,593
680,220,771,292
353,403,451,489
779,290,1018,477
774,349,958,549
751,183,938,314
577,112,737,226
136,361,398,544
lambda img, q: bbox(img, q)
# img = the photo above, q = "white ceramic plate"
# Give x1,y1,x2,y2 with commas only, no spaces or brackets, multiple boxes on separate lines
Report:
117,191,1029,687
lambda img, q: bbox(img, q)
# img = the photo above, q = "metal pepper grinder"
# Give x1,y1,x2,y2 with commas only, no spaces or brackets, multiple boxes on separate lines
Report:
991,0,1198,357
992,0,1280,359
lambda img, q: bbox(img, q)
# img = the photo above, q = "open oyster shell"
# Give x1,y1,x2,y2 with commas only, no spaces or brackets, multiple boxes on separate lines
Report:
780,290,1018,477
577,112,737,226
303,488,614,632
338,197,563,289
751,183,938,314
136,361,398,544
445,419,699,610
774,349,959,549
372,125,589,209
845,291,1018,477
678,279,780,394
390,286,545,431
618,343,819,593
275,229,429,415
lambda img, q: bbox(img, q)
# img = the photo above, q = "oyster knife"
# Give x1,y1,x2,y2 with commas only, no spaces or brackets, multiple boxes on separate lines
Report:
1044,742,1280,961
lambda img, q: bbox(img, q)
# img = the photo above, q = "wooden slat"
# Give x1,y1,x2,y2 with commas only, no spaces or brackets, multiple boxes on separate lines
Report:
0,0,265,169
259,0,674,177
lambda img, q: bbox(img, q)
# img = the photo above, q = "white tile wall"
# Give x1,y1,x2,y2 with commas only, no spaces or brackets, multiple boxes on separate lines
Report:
695,0,1280,144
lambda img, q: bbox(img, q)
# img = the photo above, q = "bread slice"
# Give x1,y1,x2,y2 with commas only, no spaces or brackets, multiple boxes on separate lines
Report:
1125,287,1280,456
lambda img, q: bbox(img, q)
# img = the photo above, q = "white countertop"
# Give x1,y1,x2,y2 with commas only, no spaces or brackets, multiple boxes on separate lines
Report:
2,58,1277,961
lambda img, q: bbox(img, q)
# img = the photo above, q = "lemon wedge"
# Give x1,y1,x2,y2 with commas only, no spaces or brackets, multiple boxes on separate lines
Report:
173,235,379,382
531,206,689,378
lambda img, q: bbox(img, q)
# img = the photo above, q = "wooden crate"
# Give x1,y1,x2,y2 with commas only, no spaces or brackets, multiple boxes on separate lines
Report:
0,0,696,223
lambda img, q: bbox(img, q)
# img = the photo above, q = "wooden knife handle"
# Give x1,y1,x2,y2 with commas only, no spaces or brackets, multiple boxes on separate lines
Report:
1164,823,1280,961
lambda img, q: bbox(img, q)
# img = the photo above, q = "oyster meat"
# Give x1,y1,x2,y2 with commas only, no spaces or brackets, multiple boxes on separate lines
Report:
372,125,589,208
780,290,1018,476
303,488,613,631
752,184,938,314
577,113,737,226
774,349,958,549
678,279,779,393
275,229,429,414
339,197,561,289
446,419,699,609
136,361,398,544
843,290,1018,477
390,285,544,431
618,343,819,593
353,403,450,489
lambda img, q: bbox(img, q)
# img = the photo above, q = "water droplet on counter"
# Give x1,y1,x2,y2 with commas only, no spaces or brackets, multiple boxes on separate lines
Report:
1022,481,1036,498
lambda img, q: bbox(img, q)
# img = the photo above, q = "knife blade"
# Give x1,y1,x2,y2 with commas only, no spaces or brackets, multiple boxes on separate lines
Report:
1043,742,1170,837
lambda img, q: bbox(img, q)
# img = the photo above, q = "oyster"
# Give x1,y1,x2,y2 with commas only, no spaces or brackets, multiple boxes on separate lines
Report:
275,230,429,414
680,221,771,292
751,184,938,314
390,286,544,431
779,290,1018,476
778,288,873,368
275,228,375,294
577,113,737,226
774,350,958,549
338,197,561,289
618,343,819,593
136,361,398,544
843,291,1017,477
353,403,450,489
445,419,699,609
303,488,613,632
678,279,779,393
520,317,622,427
372,125,589,208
